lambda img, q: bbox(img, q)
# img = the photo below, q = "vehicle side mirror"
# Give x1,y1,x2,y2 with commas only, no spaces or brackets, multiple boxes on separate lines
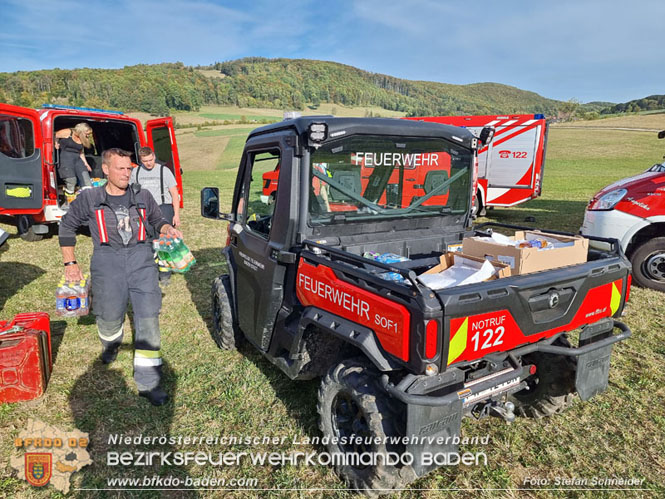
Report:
201,187,233,221
479,126,495,146
658,130,665,139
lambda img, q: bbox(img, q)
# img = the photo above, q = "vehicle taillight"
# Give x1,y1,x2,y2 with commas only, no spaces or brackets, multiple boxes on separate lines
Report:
472,156,479,204
225,223,232,247
626,275,631,302
48,171,57,200
425,320,438,359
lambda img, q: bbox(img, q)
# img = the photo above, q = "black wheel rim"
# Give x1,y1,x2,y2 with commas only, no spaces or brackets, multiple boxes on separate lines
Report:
331,391,372,467
644,251,665,281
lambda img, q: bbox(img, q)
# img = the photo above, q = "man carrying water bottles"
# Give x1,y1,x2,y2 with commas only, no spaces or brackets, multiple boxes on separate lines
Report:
131,146,180,287
59,148,181,406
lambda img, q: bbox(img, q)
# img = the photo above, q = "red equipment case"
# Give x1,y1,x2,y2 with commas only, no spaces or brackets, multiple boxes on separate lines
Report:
0,313,52,403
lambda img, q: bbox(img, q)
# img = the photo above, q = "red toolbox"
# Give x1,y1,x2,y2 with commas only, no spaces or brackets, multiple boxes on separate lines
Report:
0,313,52,403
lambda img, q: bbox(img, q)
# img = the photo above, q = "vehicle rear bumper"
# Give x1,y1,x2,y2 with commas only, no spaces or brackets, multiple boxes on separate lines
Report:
44,204,67,222
382,319,630,407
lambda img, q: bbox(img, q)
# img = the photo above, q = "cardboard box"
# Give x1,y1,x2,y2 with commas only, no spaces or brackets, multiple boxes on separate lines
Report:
418,252,511,289
462,230,588,275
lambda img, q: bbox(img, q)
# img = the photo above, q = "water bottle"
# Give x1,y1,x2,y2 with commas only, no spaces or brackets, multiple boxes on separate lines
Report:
362,252,408,282
55,279,74,317
76,276,90,316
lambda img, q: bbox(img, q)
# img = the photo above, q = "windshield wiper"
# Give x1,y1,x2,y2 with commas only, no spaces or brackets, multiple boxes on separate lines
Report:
312,170,384,213
392,167,468,215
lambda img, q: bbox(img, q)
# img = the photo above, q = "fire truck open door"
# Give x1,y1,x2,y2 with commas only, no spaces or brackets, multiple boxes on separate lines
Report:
0,103,44,212
146,117,183,208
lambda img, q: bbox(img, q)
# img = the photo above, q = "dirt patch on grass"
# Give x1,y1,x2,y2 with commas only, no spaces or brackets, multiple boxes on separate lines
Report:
176,133,229,171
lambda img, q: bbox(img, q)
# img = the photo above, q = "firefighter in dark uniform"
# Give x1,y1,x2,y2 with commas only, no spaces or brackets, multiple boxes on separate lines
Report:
59,148,181,406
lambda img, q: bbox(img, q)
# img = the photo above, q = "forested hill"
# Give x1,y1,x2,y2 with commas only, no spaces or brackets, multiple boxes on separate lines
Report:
211,58,561,116
0,58,562,116
600,95,665,115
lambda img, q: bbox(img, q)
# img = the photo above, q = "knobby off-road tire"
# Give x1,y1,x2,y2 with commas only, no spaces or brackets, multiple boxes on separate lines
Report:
509,336,577,419
211,274,243,350
630,237,665,292
317,358,409,496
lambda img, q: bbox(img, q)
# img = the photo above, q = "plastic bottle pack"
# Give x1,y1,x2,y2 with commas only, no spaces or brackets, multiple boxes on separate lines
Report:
363,252,409,281
153,235,196,273
55,275,90,317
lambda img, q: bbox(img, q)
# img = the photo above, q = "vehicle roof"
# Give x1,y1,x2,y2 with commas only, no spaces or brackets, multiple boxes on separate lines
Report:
248,116,478,149
36,105,138,122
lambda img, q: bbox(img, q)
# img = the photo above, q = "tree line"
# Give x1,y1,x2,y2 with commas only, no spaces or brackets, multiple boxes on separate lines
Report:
0,58,639,118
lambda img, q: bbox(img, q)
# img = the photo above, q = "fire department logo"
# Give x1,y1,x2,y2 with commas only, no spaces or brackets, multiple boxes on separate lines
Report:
25,453,52,487
11,419,92,493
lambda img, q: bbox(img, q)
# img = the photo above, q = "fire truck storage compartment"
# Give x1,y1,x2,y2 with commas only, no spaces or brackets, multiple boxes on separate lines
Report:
53,116,140,180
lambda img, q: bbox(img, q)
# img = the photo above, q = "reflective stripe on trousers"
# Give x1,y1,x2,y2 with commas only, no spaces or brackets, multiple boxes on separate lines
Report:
96,317,162,391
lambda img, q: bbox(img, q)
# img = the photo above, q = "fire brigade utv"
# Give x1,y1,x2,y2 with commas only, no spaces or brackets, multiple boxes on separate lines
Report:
201,117,631,493
0,102,183,241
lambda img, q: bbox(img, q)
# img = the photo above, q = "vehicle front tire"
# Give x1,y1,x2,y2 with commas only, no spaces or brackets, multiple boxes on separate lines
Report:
629,237,665,292
17,215,43,242
471,192,486,218
509,336,576,419
211,274,243,350
317,358,410,496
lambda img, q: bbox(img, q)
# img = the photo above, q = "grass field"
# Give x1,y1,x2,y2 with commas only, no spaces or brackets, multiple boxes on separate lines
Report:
1,114,664,497
129,104,406,128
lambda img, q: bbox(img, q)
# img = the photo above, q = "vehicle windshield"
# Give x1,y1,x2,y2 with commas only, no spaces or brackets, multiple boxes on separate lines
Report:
308,135,472,224
647,162,665,173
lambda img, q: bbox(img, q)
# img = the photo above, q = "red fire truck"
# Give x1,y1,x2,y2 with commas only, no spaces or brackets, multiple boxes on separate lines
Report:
261,114,548,216
0,103,183,241
404,114,549,215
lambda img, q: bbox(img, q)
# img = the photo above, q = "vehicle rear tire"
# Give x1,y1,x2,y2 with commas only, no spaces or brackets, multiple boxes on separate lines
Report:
17,215,43,242
211,274,243,350
629,238,665,292
509,336,576,419
317,358,410,496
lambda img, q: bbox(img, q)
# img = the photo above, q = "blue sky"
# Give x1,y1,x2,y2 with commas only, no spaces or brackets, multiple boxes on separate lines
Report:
0,0,662,104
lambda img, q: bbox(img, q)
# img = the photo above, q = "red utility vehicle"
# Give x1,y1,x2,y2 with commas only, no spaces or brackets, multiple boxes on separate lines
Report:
202,116,630,494
0,103,183,241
